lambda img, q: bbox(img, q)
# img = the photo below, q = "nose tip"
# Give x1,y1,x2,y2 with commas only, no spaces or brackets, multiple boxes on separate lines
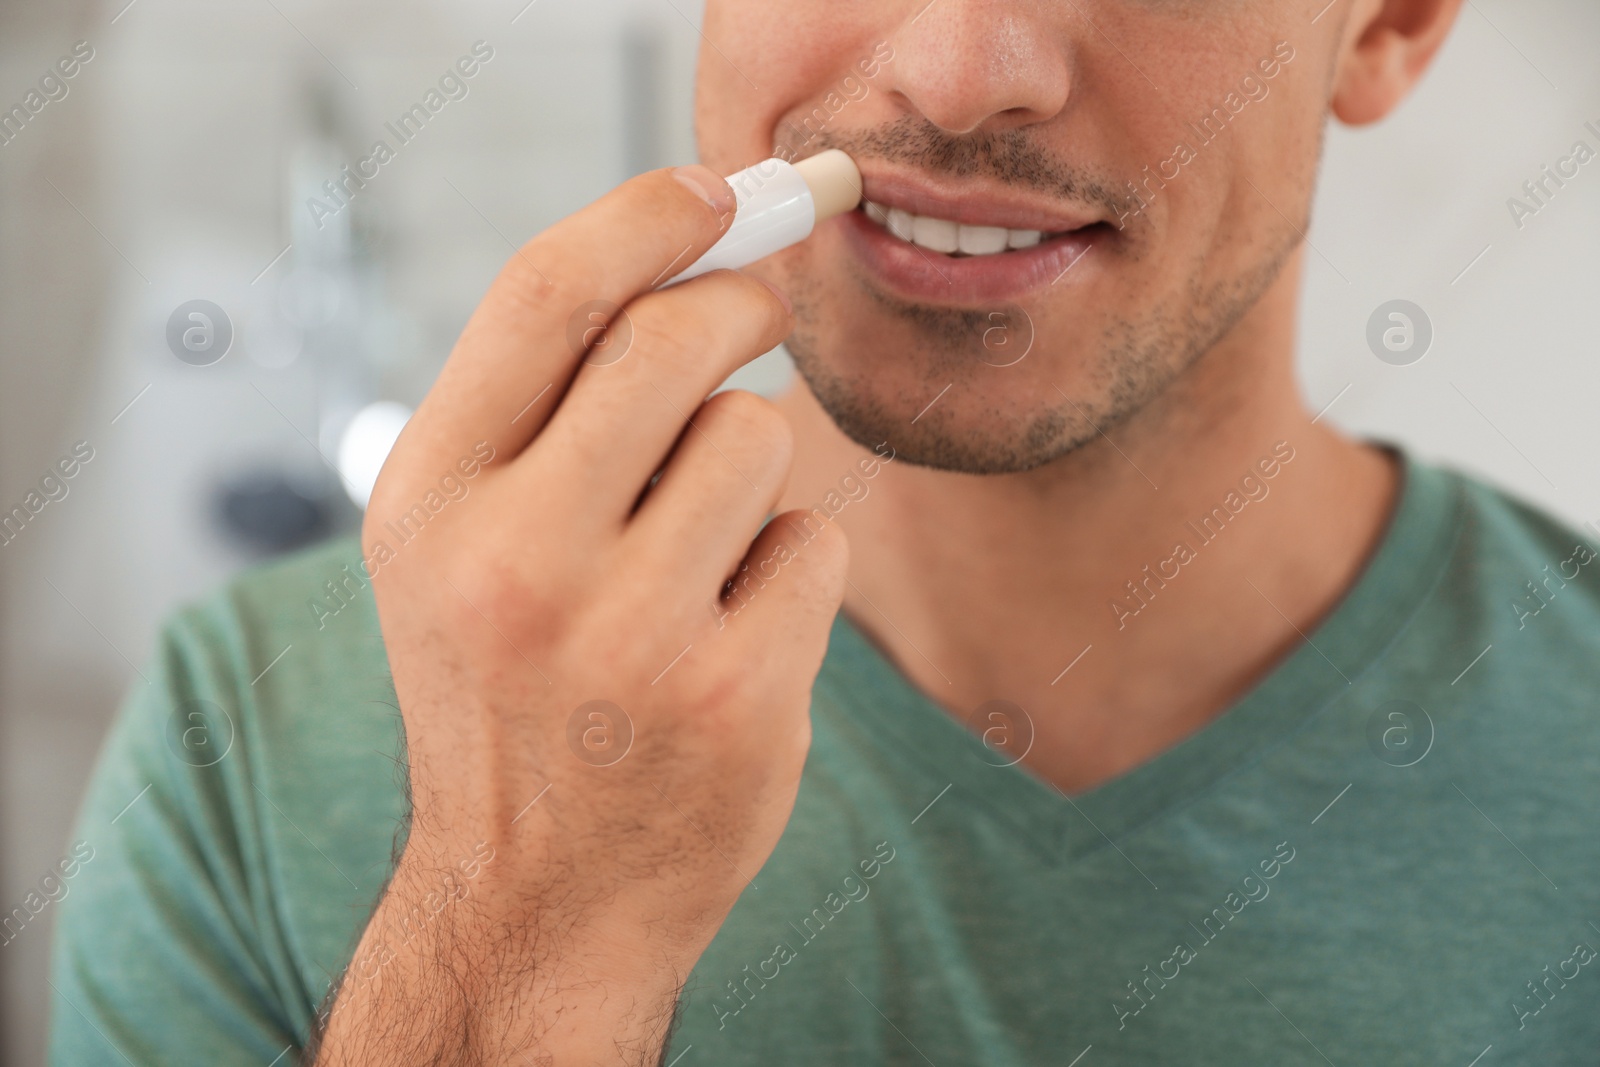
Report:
885,8,1071,136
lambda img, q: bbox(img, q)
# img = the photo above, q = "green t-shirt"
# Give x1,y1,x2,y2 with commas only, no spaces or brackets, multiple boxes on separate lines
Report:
49,452,1600,1065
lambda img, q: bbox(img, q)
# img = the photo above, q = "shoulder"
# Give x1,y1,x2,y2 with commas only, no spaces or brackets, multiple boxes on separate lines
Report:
51,537,404,1059
162,536,396,756
191,535,381,663
1388,457,1600,748
1432,460,1600,636
175,533,407,956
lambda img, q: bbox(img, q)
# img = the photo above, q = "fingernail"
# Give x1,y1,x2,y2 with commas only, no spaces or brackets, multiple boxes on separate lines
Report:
672,165,736,217
760,278,793,315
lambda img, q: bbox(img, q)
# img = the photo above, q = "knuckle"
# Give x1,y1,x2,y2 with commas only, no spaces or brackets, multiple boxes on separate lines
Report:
772,512,850,594
633,271,790,367
803,516,850,574
628,272,789,378
700,390,792,456
495,243,558,313
701,271,793,350
502,245,543,289
743,272,795,339
629,301,716,377
451,558,575,653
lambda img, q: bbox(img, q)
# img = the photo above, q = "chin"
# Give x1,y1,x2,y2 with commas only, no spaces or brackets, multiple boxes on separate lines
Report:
753,205,1137,474
778,292,1110,475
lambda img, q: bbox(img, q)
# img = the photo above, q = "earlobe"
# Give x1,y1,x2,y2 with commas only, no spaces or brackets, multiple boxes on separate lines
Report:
1330,27,1410,127
1329,0,1463,127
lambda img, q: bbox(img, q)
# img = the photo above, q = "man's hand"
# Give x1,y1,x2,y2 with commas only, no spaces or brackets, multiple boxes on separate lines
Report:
309,165,849,1065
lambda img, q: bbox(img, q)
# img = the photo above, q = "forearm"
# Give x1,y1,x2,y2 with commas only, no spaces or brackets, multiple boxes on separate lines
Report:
307,843,686,1066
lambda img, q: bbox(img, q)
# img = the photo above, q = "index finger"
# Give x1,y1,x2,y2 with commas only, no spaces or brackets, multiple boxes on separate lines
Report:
388,165,738,486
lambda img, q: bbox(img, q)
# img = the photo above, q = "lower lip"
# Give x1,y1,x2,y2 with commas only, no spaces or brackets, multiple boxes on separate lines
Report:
836,210,1108,305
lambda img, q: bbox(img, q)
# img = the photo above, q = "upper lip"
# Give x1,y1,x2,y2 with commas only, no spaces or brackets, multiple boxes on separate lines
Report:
856,164,1109,234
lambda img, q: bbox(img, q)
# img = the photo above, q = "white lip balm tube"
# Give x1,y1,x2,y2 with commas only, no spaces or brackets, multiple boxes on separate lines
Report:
661,149,862,288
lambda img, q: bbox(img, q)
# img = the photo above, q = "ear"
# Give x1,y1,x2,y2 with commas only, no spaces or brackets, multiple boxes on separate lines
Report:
1330,0,1464,126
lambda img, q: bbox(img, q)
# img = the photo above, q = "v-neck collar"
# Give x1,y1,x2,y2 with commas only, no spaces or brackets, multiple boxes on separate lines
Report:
815,448,1465,862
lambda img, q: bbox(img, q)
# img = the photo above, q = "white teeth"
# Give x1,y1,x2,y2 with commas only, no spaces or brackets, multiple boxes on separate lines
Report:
911,215,960,254
886,207,915,241
861,199,1053,256
958,225,1009,256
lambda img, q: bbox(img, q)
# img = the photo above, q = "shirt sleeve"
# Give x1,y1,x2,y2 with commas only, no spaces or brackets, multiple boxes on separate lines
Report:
49,604,312,1066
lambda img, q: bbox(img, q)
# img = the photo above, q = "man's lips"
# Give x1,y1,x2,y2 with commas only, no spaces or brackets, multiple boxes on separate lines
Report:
857,169,1109,233
837,210,1107,305
829,167,1113,304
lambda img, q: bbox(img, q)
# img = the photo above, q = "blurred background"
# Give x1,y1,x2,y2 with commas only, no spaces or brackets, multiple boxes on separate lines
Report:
0,0,1596,1061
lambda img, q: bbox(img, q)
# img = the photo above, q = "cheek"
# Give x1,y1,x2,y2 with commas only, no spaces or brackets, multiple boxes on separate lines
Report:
695,4,886,171
696,3,784,168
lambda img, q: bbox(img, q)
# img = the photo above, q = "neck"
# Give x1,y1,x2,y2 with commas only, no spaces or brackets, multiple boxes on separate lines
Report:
772,256,1399,793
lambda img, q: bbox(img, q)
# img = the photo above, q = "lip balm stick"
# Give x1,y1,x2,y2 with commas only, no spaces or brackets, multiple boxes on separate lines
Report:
661,149,862,288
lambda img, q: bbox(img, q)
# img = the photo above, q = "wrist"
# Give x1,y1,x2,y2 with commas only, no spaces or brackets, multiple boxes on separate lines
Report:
320,832,692,1063
396,815,724,981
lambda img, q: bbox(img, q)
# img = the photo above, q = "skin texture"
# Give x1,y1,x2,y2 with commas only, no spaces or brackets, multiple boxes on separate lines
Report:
310,0,1464,1063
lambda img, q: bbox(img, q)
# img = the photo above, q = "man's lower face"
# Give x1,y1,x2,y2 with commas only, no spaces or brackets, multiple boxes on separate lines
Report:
760,129,1302,475
699,6,1324,474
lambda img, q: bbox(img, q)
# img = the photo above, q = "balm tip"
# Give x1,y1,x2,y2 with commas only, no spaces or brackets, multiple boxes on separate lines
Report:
793,149,862,223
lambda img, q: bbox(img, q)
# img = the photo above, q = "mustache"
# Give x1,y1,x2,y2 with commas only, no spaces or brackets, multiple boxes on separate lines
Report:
776,115,1129,220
